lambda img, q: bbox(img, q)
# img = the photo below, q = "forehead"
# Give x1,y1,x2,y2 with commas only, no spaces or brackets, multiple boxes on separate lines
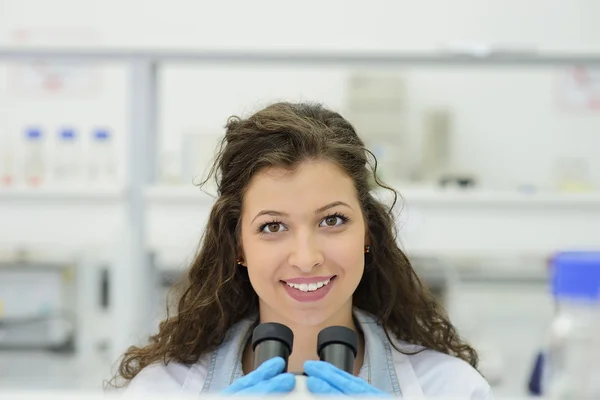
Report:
243,160,358,213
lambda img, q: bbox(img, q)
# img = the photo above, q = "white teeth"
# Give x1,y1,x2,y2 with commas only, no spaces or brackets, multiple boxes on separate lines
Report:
286,279,331,292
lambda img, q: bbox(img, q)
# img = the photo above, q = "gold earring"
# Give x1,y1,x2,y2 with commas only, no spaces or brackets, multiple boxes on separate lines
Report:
236,258,244,265
364,245,371,254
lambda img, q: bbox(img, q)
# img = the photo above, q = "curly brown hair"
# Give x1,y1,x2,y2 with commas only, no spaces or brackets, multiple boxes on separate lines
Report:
112,101,477,386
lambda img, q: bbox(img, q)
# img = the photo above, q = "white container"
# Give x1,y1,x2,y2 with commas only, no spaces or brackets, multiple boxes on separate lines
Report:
181,131,220,185
53,128,81,185
420,109,453,181
543,252,600,398
0,134,16,187
89,128,116,184
344,73,408,182
23,128,45,186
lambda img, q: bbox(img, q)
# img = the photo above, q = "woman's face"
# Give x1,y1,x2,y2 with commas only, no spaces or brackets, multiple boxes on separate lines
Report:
240,160,367,327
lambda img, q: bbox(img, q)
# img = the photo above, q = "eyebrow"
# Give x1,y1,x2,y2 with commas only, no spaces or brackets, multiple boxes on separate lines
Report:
251,201,353,224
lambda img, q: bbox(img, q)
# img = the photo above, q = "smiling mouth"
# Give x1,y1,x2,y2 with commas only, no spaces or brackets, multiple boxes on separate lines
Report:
281,276,337,292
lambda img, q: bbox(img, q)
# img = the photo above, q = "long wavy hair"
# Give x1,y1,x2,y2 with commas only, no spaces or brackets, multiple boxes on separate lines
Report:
113,102,477,386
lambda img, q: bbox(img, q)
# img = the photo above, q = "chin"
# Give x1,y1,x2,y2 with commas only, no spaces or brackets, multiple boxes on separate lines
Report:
287,308,336,327
278,296,353,328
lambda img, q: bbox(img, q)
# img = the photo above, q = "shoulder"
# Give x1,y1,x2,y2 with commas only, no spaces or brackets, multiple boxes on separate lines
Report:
123,354,210,395
121,317,256,395
392,340,493,399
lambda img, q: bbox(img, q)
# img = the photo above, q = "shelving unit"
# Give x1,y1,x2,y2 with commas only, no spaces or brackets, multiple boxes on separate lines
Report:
0,186,125,201
0,246,79,267
146,183,600,206
3,47,600,65
2,46,600,361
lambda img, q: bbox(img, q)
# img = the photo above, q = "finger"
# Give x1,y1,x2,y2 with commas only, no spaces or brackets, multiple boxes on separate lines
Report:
267,373,296,393
240,373,296,395
221,357,286,394
303,361,365,394
224,357,285,393
304,360,363,383
306,376,344,395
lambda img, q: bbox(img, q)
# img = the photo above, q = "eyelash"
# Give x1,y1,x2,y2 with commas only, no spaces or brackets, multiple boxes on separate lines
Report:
257,212,350,235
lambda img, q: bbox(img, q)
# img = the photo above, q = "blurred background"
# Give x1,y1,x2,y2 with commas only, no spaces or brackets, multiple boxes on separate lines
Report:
1,0,600,397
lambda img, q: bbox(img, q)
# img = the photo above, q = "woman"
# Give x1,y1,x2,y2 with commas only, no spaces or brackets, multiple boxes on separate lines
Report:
116,102,492,398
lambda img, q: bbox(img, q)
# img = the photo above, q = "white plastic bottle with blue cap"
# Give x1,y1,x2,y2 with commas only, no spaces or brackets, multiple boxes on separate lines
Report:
23,127,45,186
54,128,81,184
89,128,116,184
544,251,600,398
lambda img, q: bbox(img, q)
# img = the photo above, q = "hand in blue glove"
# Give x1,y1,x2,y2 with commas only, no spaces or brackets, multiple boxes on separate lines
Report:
220,357,295,396
304,360,389,397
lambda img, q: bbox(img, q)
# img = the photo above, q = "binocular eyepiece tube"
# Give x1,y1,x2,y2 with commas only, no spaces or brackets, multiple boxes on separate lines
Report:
252,323,358,374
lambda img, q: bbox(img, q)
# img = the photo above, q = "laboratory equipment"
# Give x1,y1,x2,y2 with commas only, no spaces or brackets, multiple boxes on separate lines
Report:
345,72,408,182
181,131,221,186
543,251,600,398
317,326,358,374
53,128,81,184
89,128,116,183
0,266,74,350
297,326,358,395
420,109,452,182
23,128,45,186
0,134,15,187
553,157,592,192
251,322,294,371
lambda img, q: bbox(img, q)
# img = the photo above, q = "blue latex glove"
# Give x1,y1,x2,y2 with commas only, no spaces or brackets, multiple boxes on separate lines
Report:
304,360,389,397
220,357,295,396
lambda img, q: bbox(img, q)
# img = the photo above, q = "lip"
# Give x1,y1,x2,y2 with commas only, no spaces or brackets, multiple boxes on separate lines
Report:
282,275,335,284
282,276,336,303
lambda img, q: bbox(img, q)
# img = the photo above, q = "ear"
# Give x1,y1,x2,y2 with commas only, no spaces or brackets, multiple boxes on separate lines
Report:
237,245,246,267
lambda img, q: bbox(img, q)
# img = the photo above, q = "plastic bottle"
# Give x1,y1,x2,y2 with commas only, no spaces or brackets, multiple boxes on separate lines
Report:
53,128,81,184
89,128,116,183
0,135,15,187
23,128,45,186
544,251,600,399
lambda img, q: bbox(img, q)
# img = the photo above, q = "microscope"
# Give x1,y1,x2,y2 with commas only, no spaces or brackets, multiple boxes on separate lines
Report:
252,322,358,395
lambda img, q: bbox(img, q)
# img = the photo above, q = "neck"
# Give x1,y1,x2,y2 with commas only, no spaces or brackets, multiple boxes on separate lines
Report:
286,322,335,373
243,308,365,376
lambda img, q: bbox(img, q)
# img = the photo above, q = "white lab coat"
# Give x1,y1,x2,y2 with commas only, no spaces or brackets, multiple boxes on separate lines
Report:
124,341,493,399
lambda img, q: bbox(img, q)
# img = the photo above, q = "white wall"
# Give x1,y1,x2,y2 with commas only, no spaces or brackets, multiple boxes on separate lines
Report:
2,0,600,51
2,0,600,190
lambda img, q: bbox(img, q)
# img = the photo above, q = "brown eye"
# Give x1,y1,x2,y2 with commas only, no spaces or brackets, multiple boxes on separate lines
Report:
325,217,338,226
261,222,287,234
320,215,347,227
268,223,282,232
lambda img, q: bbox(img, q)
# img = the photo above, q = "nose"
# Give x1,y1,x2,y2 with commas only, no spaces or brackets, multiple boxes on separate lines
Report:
288,232,324,273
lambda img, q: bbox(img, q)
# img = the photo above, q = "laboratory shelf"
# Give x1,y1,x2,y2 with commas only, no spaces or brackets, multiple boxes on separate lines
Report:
390,187,600,208
145,184,600,208
3,47,600,66
5,184,597,208
0,186,126,202
144,184,215,204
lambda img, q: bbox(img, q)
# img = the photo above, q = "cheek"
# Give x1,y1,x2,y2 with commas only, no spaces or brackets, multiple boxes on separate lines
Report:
327,230,366,274
333,245,365,272
241,231,284,285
